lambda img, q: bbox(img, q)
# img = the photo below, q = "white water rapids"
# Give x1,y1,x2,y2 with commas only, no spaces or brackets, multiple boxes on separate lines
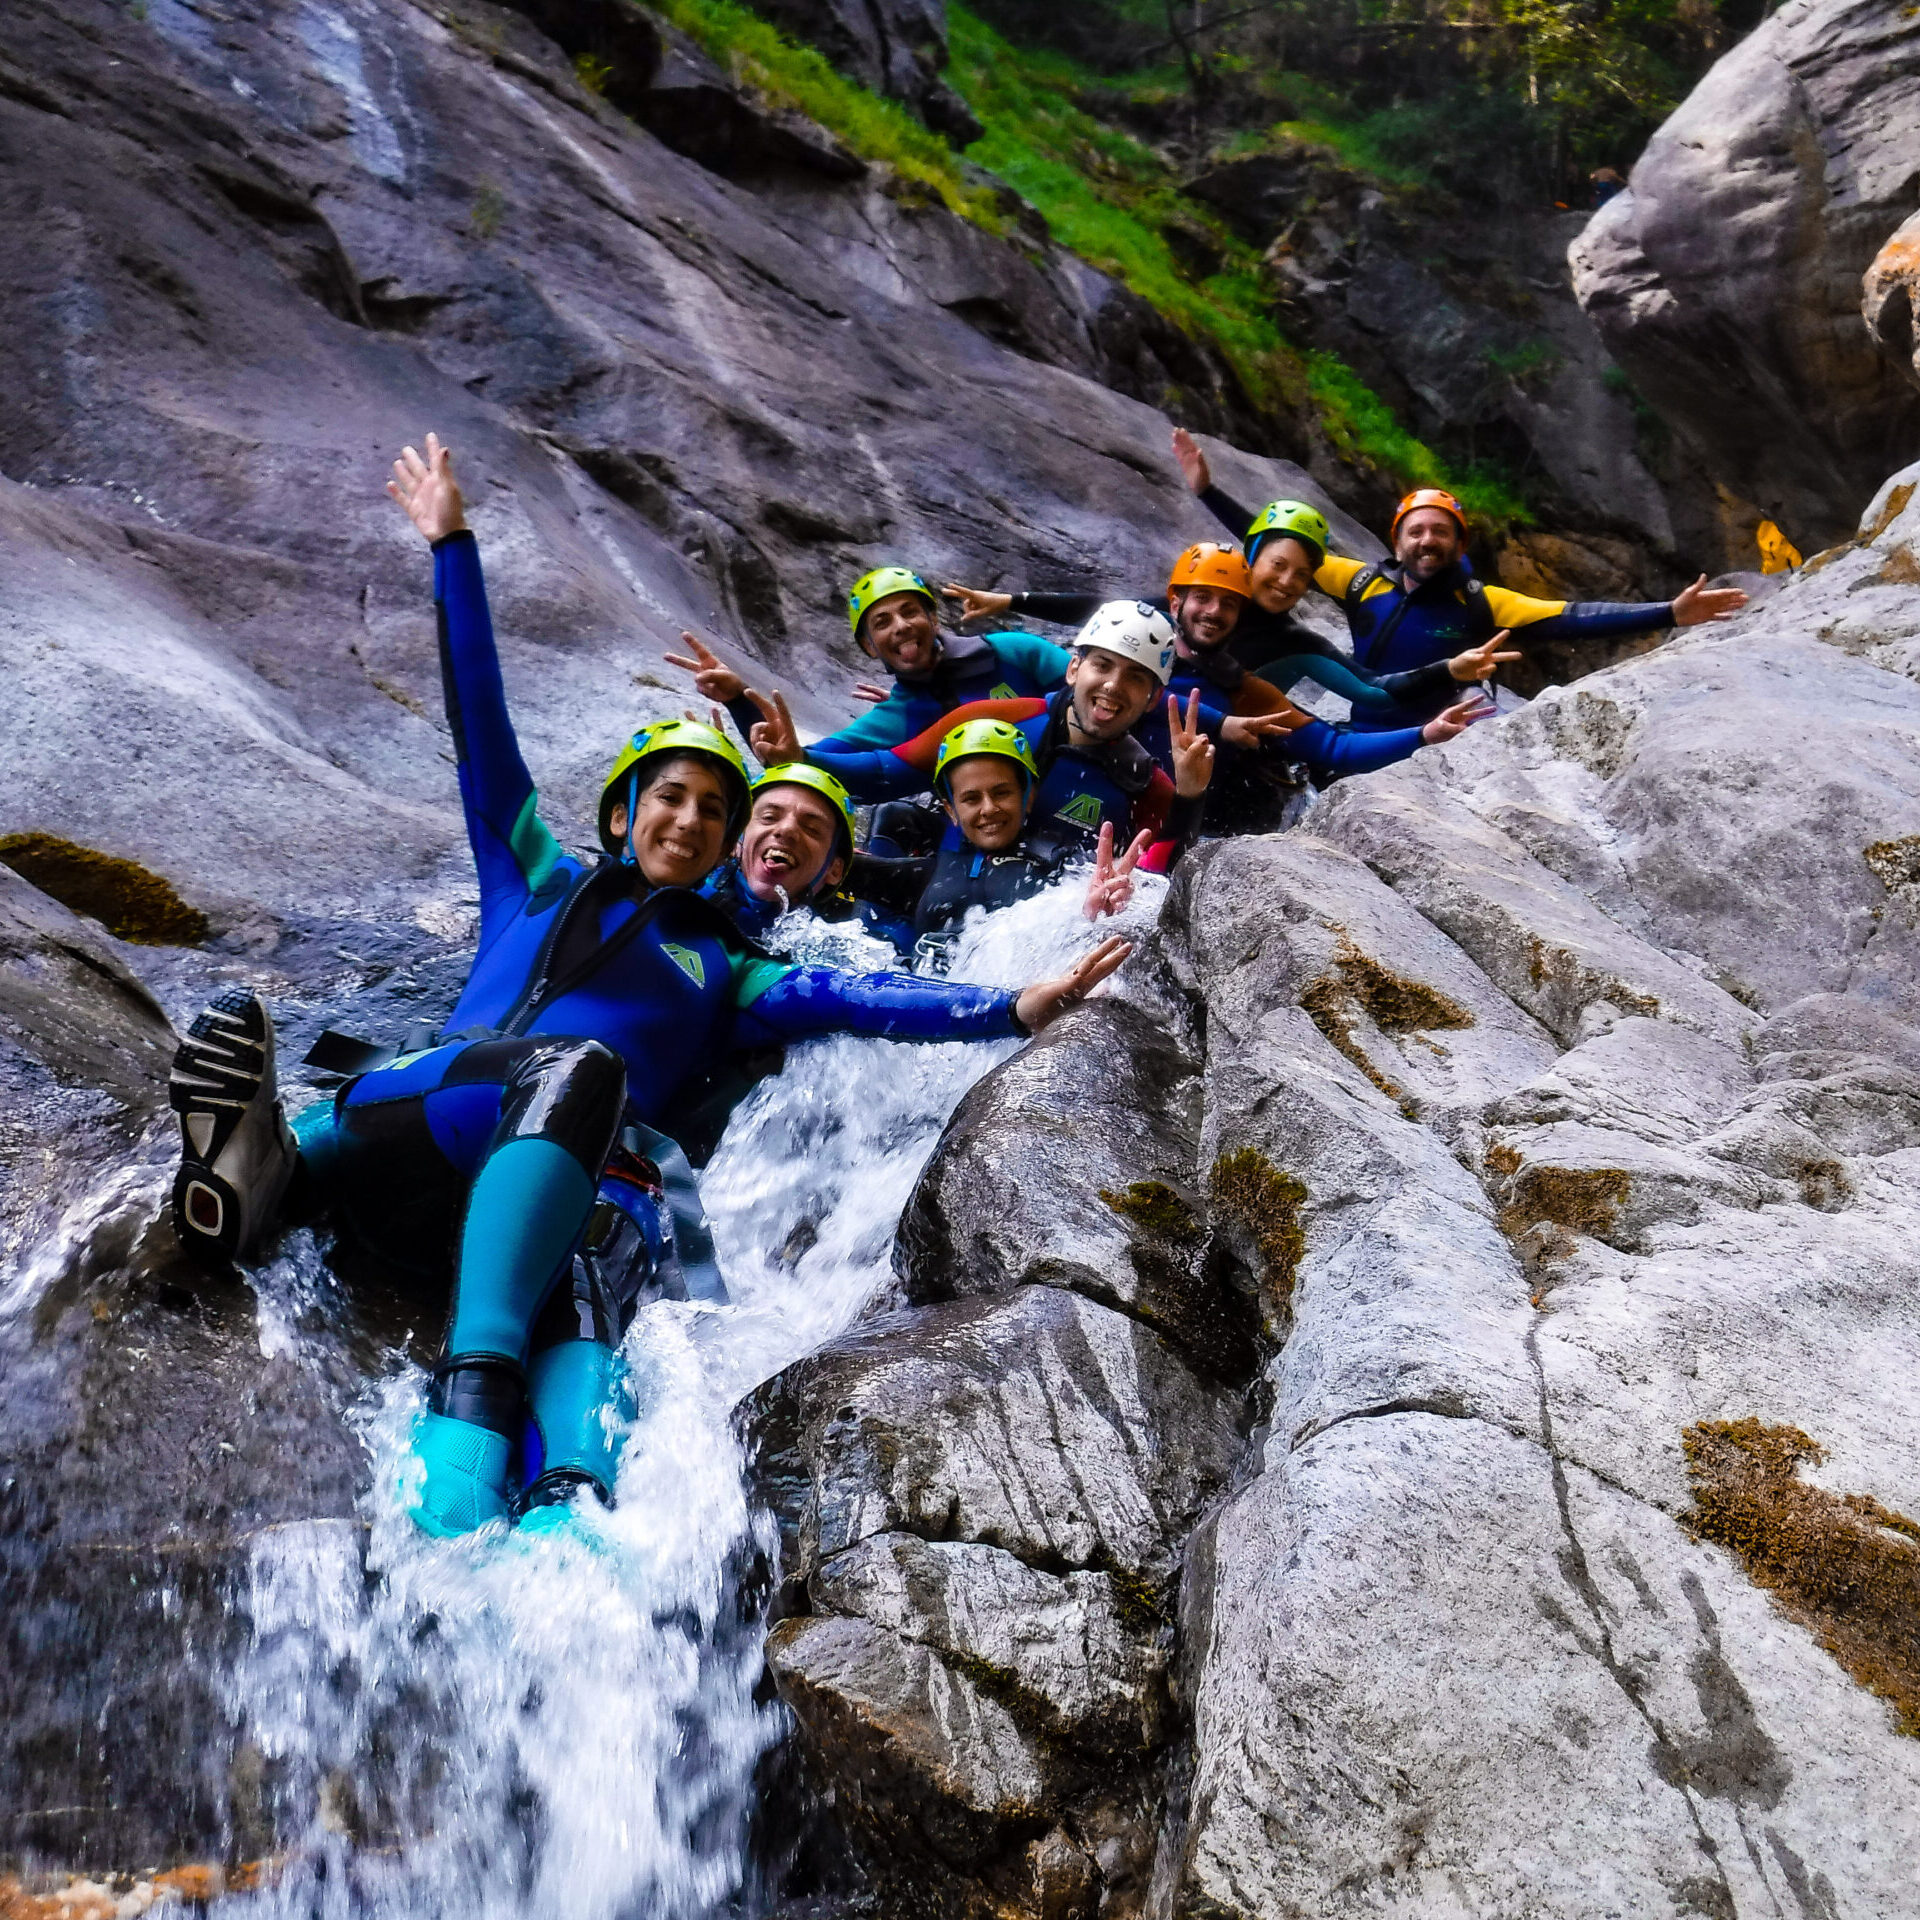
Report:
196,877,1161,1920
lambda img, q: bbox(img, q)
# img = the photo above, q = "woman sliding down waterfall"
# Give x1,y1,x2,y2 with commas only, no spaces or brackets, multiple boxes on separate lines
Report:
165,432,1129,1541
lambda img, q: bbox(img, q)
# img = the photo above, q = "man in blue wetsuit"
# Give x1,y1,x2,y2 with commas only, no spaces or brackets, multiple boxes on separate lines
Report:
165,435,1129,1541
1171,428,1749,732
667,570,1071,760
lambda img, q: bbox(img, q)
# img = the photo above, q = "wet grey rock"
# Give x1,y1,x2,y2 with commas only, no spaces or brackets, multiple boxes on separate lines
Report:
1570,0,1920,551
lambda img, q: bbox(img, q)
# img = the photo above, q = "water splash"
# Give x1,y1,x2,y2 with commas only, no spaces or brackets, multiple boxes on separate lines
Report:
212,874,1155,1918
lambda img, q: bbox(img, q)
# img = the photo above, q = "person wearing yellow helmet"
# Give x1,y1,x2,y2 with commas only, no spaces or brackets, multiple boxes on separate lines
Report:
164,434,1136,1544
698,762,864,943
847,720,1157,956
1173,426,1746,733
663,567,1074,798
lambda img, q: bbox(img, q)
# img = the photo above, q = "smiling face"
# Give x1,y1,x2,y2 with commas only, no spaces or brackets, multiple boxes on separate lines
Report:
943,756,1028,852
1170,583,1245,653
737,783,846,904
1066,646,1160,741
859,591,941,677
1248,535,1318,614
1395,507,1464,581
607,753,733,888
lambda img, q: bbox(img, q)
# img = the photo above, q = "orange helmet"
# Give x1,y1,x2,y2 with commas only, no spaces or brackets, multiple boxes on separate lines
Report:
1391,488,1469,542
1168,541,1252,599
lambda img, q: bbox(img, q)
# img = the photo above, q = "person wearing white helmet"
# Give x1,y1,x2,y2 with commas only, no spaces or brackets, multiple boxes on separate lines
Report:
781,600,1297,863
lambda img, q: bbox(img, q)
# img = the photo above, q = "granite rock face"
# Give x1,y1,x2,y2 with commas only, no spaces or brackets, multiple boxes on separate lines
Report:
762,473,1920,1914
1571,0,1920,553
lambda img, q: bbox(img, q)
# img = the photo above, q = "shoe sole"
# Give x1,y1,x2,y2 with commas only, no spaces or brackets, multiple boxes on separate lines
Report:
169,987,271,1264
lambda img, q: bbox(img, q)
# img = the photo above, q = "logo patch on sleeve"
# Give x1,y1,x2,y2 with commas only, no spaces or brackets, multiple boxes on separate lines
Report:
989,681,1017,700
1055,792,1106,829
661,942,707,988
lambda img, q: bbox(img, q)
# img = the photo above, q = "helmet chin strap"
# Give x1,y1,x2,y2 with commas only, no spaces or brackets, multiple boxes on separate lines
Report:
621,770,640,866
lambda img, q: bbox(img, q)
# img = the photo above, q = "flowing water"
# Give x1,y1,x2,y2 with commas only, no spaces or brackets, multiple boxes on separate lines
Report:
140,878,1162,1920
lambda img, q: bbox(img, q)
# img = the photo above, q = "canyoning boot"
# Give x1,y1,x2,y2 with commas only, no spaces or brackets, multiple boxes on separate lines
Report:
407,1360,521,1539
169,987,297,1266
517,1338,634,1524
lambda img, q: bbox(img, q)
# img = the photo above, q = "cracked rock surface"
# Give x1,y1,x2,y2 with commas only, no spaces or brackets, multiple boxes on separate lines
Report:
761,475,1920,1913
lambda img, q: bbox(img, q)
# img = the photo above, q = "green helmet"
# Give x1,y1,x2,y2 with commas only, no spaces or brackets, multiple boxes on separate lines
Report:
599,718,752,859
1246,499,1330,569
847,566,936,641
750,762,858,858
933,719,1039,800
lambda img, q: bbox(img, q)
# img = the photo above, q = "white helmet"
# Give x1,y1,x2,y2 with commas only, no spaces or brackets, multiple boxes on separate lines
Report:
1074,599,1177,686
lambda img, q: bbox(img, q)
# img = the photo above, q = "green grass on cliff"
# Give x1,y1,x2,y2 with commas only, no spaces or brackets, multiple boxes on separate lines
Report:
643,0,1530,527
648,0,1003,226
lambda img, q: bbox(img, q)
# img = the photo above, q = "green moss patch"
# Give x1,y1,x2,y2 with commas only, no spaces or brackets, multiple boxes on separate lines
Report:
1209,1147,1306,1304
1495,1162,1630,1243
0,833,208,946
1683,1418,1920,1738
1100,1179,1202,1243
1333,937,1473,1034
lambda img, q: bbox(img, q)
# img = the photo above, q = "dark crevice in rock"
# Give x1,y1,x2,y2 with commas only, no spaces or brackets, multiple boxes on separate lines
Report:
1523,1316,1741,1915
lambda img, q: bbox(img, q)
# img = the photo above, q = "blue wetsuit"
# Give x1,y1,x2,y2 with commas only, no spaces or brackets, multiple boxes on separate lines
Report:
298,532,1024,1533
1202,485,1677,732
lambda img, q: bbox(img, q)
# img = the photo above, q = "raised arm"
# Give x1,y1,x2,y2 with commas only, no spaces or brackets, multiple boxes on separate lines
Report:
388,435,563,912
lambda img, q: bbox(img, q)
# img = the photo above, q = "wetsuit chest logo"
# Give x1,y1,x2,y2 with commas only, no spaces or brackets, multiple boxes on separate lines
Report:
660,942,707,988
1055,792,1104,829
988,681,1017,700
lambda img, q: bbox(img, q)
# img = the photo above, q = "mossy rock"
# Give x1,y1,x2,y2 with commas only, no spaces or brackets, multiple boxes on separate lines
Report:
0,834,207,946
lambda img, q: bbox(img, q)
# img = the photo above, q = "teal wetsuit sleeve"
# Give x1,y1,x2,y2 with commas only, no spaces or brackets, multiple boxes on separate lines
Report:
1269,652,1453,711
432,531,564,915
987,631,1073,686
803,738,933,802
729,959,1022,1044
810,692,918,753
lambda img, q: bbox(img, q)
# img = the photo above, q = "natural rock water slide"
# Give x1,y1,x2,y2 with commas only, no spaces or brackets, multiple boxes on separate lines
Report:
5,0,1920,1917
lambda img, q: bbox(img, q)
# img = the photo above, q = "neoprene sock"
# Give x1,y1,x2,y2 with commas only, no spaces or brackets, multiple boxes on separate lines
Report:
408,1137,596,1538
283,1099,344,1224
526,1339,634,1504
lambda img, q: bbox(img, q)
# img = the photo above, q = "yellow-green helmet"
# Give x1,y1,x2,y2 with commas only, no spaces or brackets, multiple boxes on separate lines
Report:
847,566,936,641
750,762,858,858
1246,498,1330,569
599,718,751,859
933,718,1039,799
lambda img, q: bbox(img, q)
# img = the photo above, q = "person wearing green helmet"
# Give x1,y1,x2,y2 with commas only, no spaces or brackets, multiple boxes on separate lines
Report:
164,434,1135,1543
665,567,1073,777
698,762,861,943
849,720,1157,963
1173,426,1743,732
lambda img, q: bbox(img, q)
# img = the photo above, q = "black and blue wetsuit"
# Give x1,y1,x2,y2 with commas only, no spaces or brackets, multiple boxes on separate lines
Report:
1200,484,1679,732
999,588,1455,719
293,531,1026,1533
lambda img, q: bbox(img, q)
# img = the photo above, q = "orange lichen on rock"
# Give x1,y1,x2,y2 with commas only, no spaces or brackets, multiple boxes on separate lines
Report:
1682,1417,1920,1736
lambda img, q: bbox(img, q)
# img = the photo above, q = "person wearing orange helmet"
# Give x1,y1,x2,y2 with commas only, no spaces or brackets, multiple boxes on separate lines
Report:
1173,428,1748,733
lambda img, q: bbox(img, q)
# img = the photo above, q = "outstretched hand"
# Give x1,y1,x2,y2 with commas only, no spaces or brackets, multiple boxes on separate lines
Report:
1014,935,1133,1032
1421,692,1497,744
388,432,466,543
1168,689,1215,797
1171,426,1211,496
663,632,746,705
1672,574,1749,626
1447,629,1522,682
744,687,802,766
943,583,1013,628
1219,708,1306,750
1083,822,1153,921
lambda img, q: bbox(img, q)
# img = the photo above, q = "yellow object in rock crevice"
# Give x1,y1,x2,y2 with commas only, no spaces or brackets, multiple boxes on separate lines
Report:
1757,519,1802,574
